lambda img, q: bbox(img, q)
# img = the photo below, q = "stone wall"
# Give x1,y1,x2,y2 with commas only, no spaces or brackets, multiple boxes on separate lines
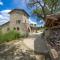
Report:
43,28,60,60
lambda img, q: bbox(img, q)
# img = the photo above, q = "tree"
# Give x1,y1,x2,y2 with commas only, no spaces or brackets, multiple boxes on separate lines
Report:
27,0,59,20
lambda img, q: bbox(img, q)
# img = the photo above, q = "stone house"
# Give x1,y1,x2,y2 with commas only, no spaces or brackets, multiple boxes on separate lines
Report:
30,24,41,33
9,9,30,33
0,9,31,34
0,22,10,33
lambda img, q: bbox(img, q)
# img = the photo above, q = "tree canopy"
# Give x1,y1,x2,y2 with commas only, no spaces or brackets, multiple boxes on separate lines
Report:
27,0,60,20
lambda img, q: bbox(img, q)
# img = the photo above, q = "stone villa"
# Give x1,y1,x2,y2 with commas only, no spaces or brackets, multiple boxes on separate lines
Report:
0,9,31,34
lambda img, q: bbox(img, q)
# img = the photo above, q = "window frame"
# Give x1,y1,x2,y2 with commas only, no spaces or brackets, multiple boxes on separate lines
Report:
16,20,21,24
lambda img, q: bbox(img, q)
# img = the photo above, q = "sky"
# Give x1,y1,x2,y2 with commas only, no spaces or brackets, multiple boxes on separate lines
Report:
0,0,44,27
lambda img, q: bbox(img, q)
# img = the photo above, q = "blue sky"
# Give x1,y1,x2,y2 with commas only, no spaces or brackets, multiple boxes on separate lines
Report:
0,0,44,27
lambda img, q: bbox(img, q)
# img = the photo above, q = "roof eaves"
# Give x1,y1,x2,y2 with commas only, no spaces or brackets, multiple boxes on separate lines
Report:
8,9,30,17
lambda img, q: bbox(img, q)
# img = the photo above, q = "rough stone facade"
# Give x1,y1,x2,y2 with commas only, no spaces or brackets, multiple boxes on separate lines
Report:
9,9,31,34
43,28,60,60
43,14,60,60
0,22,10,33
0,9,31,34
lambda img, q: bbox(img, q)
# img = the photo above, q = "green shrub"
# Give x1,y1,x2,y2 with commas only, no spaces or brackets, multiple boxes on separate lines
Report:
0,30,23,43
0,30,29,43
19,32,29,38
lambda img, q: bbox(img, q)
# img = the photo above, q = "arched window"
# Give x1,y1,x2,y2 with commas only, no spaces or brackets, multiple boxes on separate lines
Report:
16,20,21,24
17,27,19,31
25,19,26,23
7,27,10,31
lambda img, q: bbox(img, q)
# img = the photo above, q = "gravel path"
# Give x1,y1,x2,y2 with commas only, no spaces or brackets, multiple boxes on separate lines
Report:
0,32,45,60
23,32,49,54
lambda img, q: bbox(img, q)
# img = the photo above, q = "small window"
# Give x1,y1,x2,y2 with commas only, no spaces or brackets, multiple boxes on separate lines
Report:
7,27,10,31
25,20,26,23
17,27,19,31
16,20,21,24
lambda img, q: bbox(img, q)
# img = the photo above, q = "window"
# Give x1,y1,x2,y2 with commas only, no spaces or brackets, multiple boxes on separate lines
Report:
25,19,26,23
34,24,36,27
7,27,10,31
17,27,19,31
16,20,21,24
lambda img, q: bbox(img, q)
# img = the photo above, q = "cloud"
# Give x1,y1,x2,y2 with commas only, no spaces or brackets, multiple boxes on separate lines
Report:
13,0,26,3
1,10,11,13
29,16,45,27
0,1,3,5
29,18,37,24
0,10,11,19
0,10,11,25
